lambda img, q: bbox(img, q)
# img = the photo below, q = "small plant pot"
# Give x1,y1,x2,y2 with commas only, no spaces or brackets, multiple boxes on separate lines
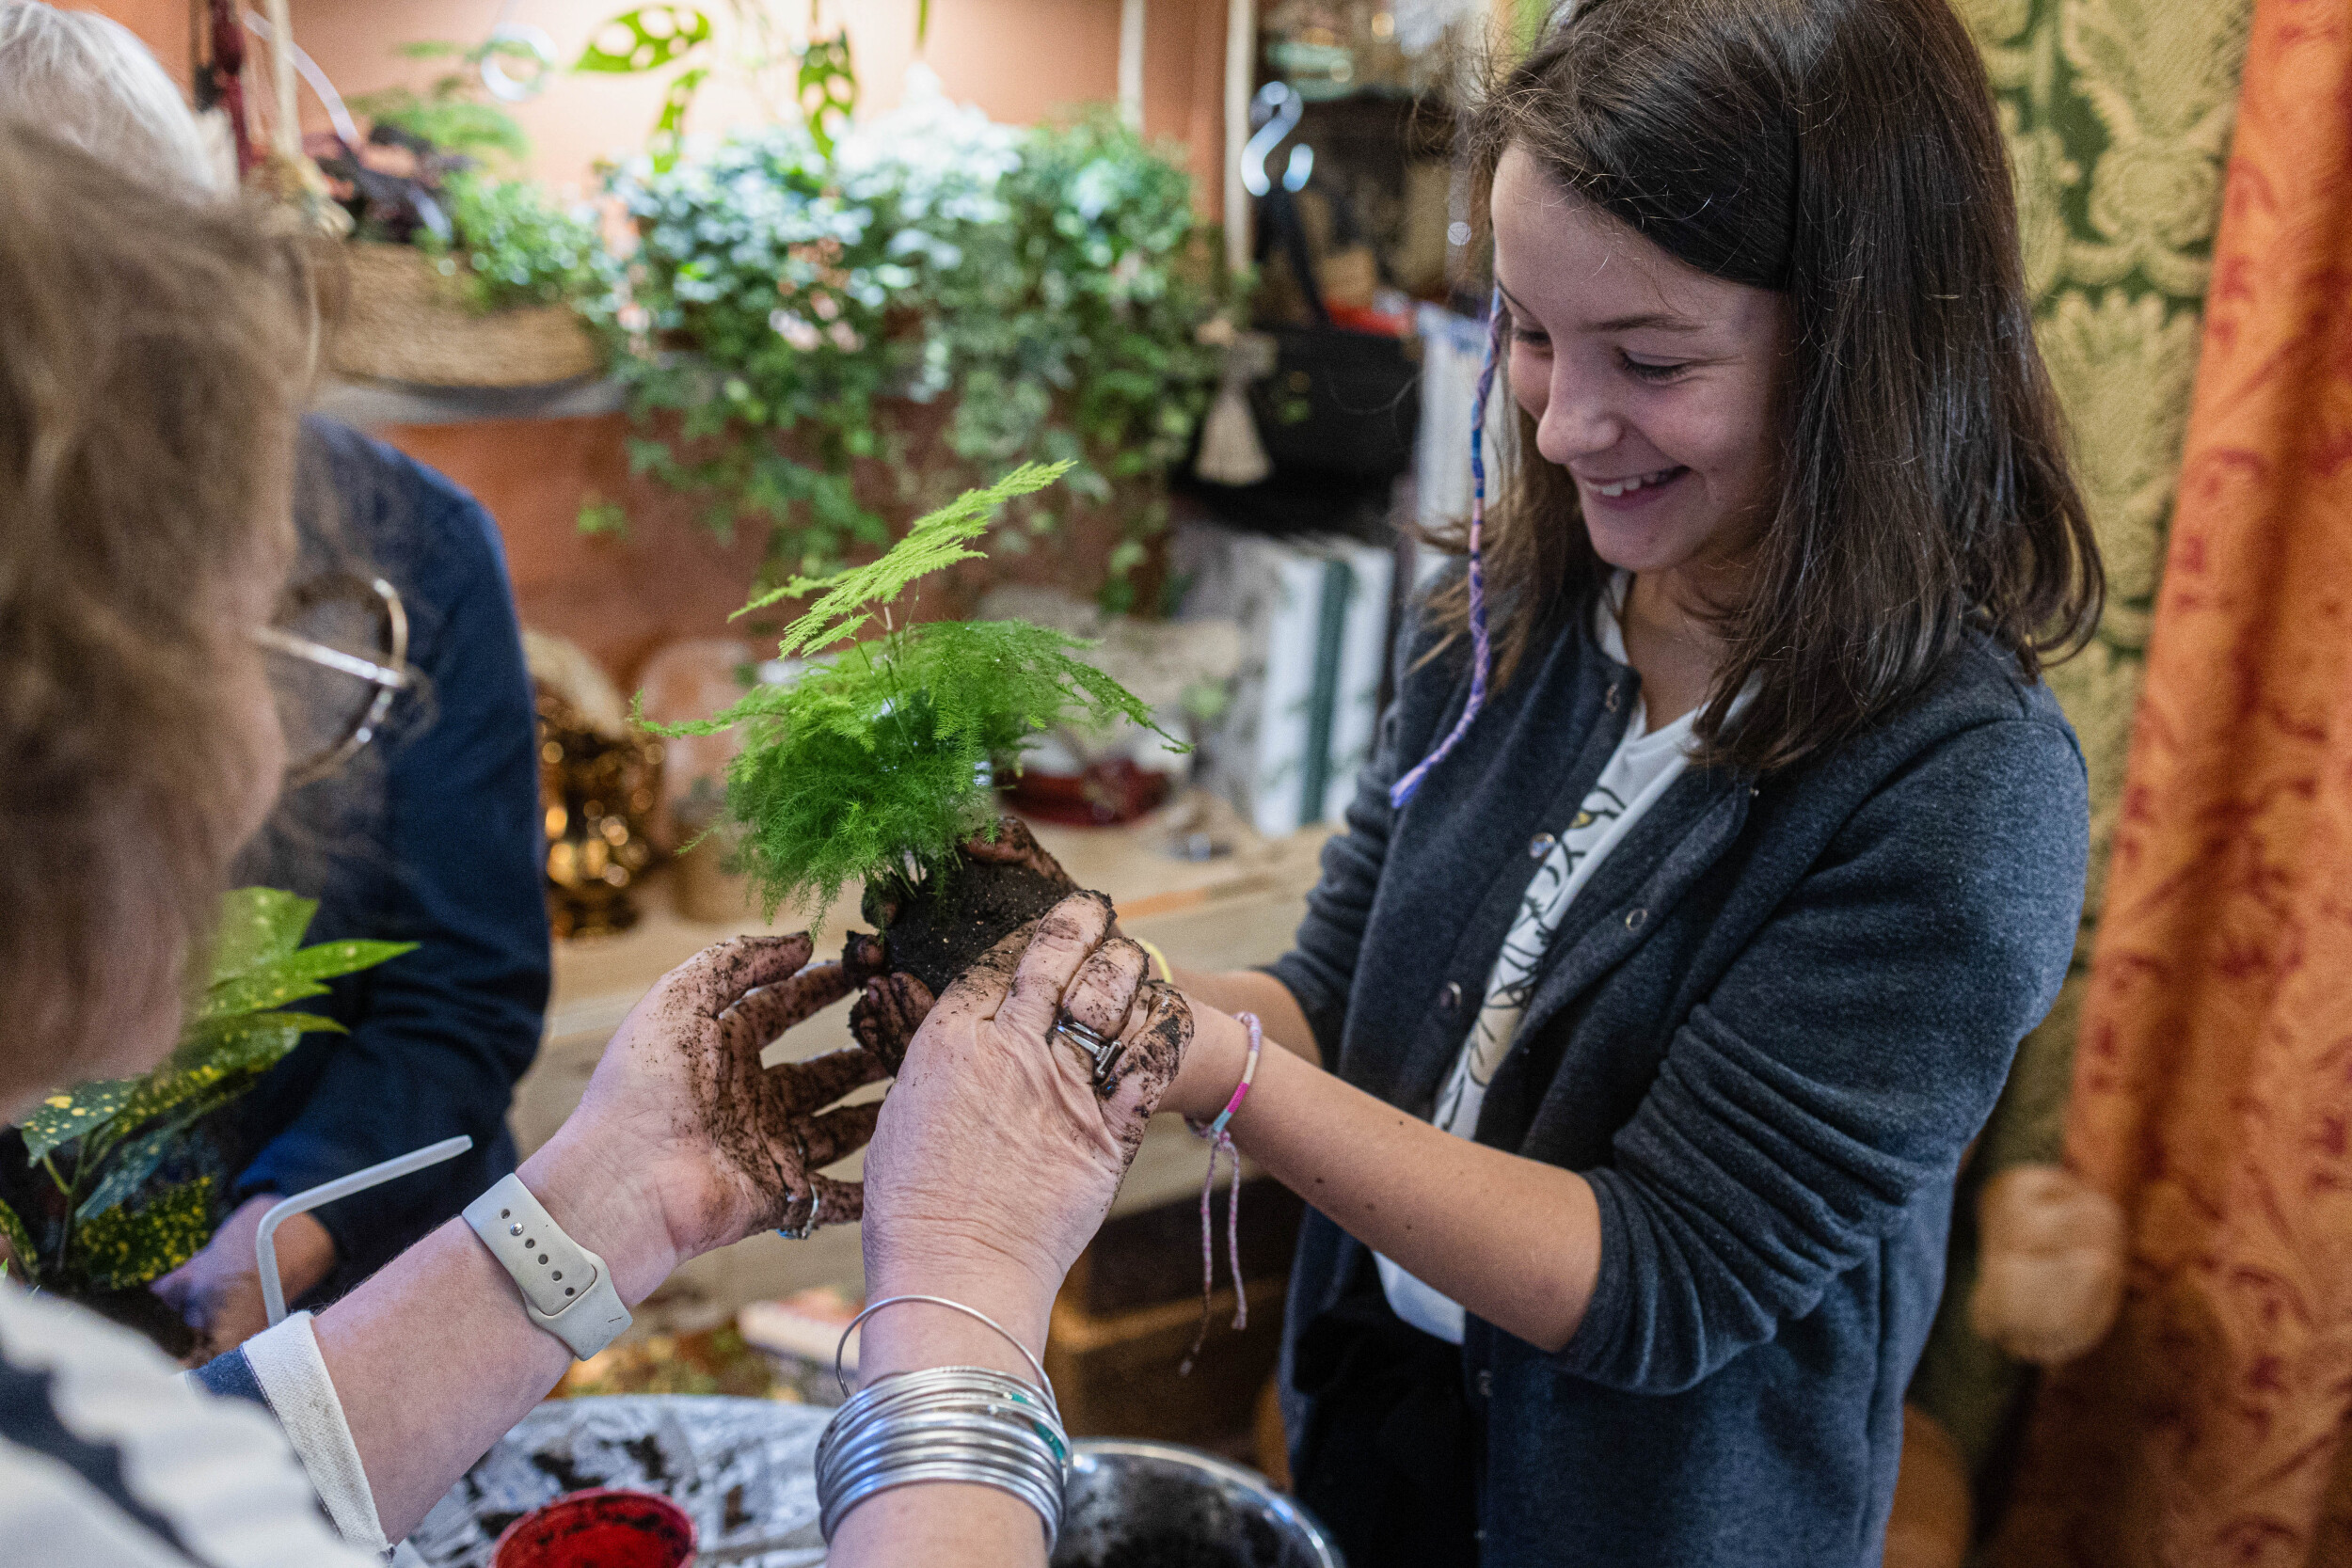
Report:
329,242,602,390
673,837,756,924
491,1488,696,1568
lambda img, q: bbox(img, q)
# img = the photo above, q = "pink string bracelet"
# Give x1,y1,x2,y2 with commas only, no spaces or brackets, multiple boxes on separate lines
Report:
1181,1010,1263,1374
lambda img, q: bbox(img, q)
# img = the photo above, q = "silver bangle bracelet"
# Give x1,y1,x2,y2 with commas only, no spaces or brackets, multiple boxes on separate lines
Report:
816,1364,1072,1548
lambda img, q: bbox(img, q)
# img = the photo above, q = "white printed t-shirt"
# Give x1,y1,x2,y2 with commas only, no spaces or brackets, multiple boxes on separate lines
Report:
1376,578,1713,1344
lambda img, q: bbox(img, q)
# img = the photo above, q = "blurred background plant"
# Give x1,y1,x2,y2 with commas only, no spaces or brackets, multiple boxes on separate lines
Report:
594,82,1227,610
323,38,615,315
0,889,409,1353
575,1,855,166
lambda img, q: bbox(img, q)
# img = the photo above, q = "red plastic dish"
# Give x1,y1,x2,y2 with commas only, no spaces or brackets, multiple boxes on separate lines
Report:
491,1487,698,1568
999,757,1173,826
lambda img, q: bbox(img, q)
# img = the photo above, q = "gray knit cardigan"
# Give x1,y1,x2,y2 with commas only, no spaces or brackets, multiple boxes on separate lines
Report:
1266,594,2088,1567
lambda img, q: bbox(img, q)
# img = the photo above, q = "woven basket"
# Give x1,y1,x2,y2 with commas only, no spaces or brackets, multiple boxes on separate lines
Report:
328,241,602,390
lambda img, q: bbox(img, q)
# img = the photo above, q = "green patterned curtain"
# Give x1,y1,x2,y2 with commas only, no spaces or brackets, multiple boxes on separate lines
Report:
1908,0,2254,1475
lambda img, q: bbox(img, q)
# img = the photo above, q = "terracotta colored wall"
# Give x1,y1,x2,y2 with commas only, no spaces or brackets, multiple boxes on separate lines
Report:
94,0,1228,198
384,415,771,682
84,0,1232,681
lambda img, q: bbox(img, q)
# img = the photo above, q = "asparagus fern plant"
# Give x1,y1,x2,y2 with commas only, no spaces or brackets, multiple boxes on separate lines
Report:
656,460,1181,923
0,889,411,1298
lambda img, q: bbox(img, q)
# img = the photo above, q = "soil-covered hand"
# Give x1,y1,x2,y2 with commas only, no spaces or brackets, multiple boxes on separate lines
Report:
859,893,1193,1317
957,816,1078,889
541,933,889,1276
846,816,1109,1058
849,958,931,1077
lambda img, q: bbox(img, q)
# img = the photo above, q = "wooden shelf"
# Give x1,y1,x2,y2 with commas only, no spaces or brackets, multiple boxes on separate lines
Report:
310,375,628,429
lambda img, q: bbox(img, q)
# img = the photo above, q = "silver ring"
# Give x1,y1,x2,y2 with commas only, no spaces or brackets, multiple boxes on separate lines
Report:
778,1128,822,1239
1051,1012,1125,1089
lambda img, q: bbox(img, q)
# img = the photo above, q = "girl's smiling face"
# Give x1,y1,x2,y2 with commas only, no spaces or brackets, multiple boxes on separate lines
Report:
1490,144,1791,596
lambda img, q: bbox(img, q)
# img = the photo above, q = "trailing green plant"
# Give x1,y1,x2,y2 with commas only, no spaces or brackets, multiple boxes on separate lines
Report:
324,41,615,315
0,889,411,1301
595,93,1226,603
596,110,1007,572
420,169,614,313
649,461,1180,922
925,111,1224,612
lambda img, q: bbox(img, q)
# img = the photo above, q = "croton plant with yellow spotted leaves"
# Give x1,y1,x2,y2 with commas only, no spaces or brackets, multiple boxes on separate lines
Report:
0,888,409,1338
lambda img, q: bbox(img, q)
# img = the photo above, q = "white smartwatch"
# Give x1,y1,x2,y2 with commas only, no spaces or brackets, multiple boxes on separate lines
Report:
462,1174,632,1360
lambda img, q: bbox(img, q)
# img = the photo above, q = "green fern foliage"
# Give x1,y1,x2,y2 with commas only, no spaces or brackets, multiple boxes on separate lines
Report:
660,464,1179,921
736,460,1073,653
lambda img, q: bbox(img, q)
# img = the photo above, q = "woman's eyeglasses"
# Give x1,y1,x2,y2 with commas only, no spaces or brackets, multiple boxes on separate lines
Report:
250,575,414,784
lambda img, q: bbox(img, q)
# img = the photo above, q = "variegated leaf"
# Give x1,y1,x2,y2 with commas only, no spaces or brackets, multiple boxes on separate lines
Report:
121,1019,311,1127
575,7,712,73
195,940,416,1024
0,1197,36,1277
71,1177,215,1291
20,1079,140,1163
206,887,318,985
74,1122,183,1223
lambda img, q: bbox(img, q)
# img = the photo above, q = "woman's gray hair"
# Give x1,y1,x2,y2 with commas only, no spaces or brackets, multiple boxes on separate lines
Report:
0,3,225,192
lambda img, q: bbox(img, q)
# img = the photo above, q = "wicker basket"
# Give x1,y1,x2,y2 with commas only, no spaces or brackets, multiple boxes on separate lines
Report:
327,241,602,390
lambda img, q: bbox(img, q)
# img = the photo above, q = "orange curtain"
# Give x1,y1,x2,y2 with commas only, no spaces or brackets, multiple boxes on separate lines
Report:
1990,2,2352,1563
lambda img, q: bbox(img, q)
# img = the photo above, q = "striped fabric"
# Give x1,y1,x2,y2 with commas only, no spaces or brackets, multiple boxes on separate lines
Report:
0,1284,376,1567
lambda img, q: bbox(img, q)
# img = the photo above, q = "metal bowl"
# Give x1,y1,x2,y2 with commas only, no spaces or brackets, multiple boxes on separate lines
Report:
1052,1439,1344,1568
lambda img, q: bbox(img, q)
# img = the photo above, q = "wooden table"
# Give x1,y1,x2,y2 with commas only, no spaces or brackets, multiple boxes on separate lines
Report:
515,795,1331,1336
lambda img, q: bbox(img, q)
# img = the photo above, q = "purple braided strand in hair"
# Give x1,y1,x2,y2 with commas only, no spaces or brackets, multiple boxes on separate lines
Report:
1389,290,1507,810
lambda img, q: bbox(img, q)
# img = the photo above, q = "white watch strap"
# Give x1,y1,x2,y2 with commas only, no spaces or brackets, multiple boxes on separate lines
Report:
462,1174,631,1360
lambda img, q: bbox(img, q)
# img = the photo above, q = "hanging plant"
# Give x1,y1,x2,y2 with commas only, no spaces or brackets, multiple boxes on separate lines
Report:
576,2,861,166
0,889,411,1355
326,42,614,317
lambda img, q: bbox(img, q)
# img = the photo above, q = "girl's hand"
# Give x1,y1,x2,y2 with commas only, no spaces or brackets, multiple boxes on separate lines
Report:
1157,997,1255,1123
523,933,902,1300
859,893,1193,1333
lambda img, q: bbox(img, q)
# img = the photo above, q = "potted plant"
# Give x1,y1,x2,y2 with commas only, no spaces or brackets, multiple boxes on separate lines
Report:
654,461,1180,1000
0,889,410,1356
316,40,612,389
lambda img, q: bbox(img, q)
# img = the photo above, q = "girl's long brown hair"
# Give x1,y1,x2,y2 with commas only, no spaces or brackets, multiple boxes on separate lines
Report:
1431,0,2102,775
0,124,311,1093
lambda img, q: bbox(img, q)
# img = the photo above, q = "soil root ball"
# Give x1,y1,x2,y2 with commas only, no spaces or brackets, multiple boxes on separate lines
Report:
858,817,1086,1001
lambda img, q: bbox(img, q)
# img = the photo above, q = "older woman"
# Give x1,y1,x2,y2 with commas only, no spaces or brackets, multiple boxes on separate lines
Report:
0,122,1184,1568
0,0,554,1355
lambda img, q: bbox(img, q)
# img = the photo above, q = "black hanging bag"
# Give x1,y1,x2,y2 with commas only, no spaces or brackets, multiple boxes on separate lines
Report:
1246,182,1422,484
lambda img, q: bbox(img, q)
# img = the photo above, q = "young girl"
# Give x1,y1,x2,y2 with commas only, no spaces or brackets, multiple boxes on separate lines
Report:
1158,1,2100,1562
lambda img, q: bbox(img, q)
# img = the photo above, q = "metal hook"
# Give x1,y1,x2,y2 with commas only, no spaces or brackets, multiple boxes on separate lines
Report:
1281,143,1314,193
480,22,559,103
1241,82,1309,198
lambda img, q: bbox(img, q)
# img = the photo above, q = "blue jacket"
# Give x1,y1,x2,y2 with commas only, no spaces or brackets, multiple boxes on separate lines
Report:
1267,593,2087,1566
219,420,548,1289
